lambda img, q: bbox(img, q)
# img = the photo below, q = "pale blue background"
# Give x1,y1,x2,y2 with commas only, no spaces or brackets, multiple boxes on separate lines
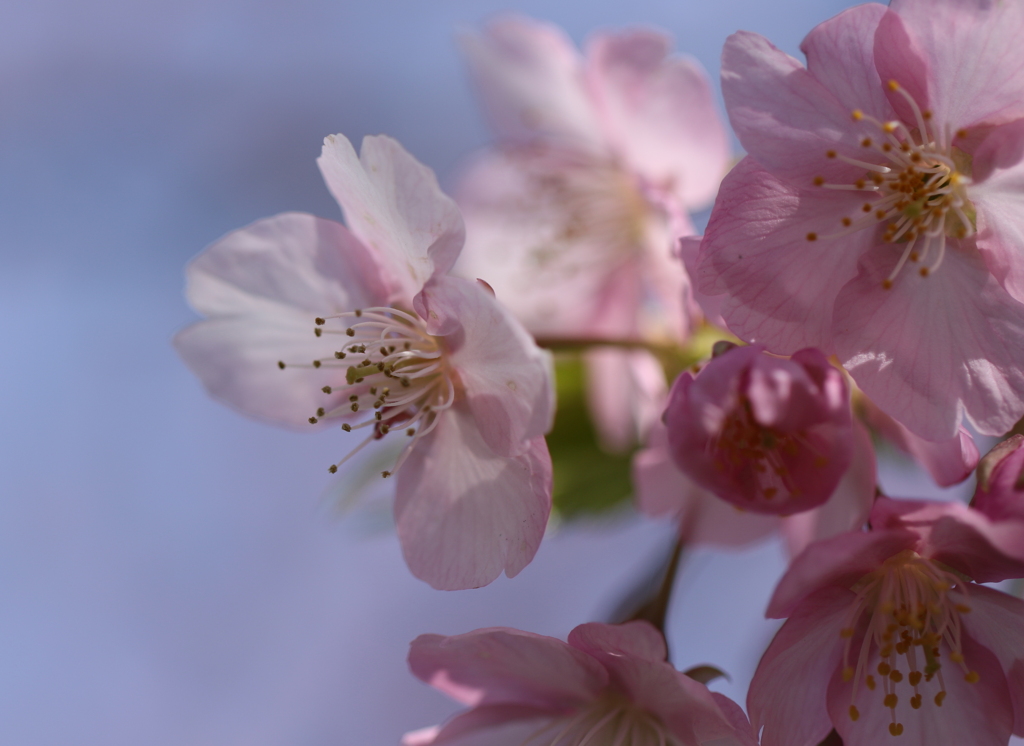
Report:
1,1,978,743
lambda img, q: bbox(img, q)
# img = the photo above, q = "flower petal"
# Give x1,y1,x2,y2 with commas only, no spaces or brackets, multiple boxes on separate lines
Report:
584,348,666,453
779,418,876,558
800,4,893,122
721,30,881,188
317,134,464,298
415,706,556,746
459,16,602,151
973,153,1024,305
955,584,1024,736
585,29,729,208
696,157,867,355
174,212,388,425
415,275,555,457
767,528,918,619
834,241,1024,439
408,628,606,709
633,421,780,548
885,0,1024,129
394,405,552,590
748,586,854,746
567,620,667,663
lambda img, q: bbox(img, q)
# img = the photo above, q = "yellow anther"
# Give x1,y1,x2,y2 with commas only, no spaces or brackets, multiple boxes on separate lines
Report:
882,279,893,290
908,671,922,687
955,603,971,613
884,693,898,709
852,109,864,121
949,652,964,664
883,121,897,133
806,232,819,242
843,666,854,682
878,662,892,676
866,675,877,690
827,150,837,159
889,670,903,683
910,694,922,710
919,267,929,277
840,628,855,639
328,464,337,474
965,671,980,683
849,705,860,722
887,80,900,91
814,176,825,186
890,723,904,736
956,128,969,140
842,217,852,227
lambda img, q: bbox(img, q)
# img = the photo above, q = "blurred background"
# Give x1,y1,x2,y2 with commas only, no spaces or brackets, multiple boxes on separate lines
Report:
1,0,979,743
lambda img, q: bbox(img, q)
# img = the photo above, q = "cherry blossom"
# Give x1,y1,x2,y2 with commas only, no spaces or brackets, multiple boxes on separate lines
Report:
405,621,757,746
663,345,854,516
697,0,1024,440
175,133,555,590
749,497,1024,746
455,15,729,450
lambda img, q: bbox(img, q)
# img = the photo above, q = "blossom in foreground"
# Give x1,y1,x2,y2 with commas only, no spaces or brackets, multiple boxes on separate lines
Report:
404,621,757,746
663,345,854,515
749,497,1024,746
697,0,1024,440
455,15,729,450
175,134,555,590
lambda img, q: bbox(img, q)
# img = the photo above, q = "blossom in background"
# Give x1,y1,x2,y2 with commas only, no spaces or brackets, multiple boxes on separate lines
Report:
697,0,1024,440
455,15,730,450
663,345,855,516
404,621,757,746
633,416,876,557
175,134,555,591
973,434,1024,524
749,497,1024,746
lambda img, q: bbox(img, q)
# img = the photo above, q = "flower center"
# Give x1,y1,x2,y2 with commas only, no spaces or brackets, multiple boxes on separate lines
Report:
520,695,677,746
278,306,454,477
810,81,976,288
711,398,827,505
839,550,977,737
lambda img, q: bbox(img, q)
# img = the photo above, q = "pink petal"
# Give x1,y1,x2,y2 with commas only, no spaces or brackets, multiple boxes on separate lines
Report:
409,708,556,746
974,435,1024,522
317,134,463,299
696,157,867,355
585,29,729,208
677,235,725,328
710,692,760,746
415,275,554,458
721,30,881,188
394,406,551,590
767,528,918,619
871,9,931,126
779,418,876,558
748,586,854,746
633,422,780,548
834,241,1024,439
925,509,1024,583
174,212,389,426
459,16,602,151
408,628,605,710
584,348,666,452
800,4,894,122
973,154,1024,305
828,629,1013,746
861,400,979,487
885,0,1024,129
956,584,1024,736
567,621,667,663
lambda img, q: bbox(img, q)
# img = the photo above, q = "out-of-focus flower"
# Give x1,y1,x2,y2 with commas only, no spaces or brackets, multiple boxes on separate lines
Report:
404,621,758,746
455,16,730,451
175,134,555,591
663,345,854,515
634,416,876,558
697,1,1024,441
974,434,1024,522
749,497,1024,746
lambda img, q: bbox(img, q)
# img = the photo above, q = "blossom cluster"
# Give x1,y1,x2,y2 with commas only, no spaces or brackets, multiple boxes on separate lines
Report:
175,1,1024,744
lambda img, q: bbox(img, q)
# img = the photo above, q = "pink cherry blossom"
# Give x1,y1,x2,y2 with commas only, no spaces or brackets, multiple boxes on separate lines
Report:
663,345,854,516
697,1,1024,441
454,15,729,450
749,496,1024,746
405,621,758,746
634,415,875,558
175,133,555,590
